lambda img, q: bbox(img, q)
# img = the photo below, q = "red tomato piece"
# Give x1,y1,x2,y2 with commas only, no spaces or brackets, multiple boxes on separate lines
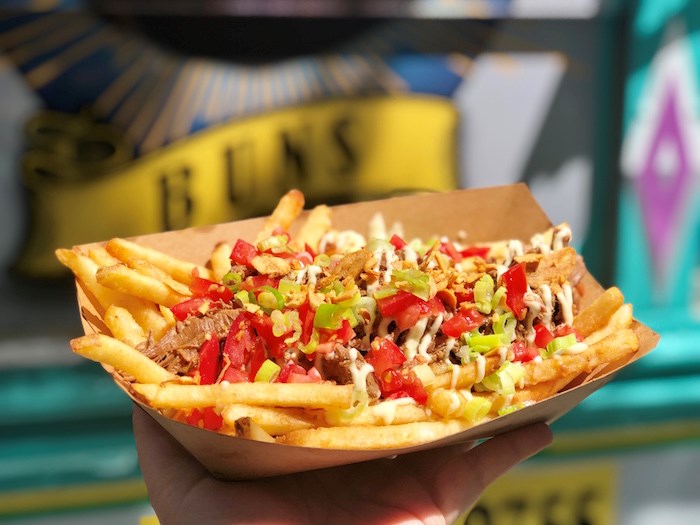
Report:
170,297,210,321
222,313,256,368
390,234,407,250
459,246,490,259
441,307,486,338
221,367,249,383
533,323,555,349
554,324,583,342
197,335,221,385
380,368,428,405
511,341,541,363
190,276,234,303
502,263,528,320
366,337,406,377
247,338,268,382
230,239,259,267
439,240,463,262
186,407,223,431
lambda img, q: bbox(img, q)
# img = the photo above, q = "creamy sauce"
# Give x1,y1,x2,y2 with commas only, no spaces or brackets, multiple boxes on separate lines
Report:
403,317,430,360
504,239,524,266
294,264,323,286
366,245,399,296
417,314,444,361
475,354,486,383
376,317,393,338
530,233,551,255
372,397,415,425
523,288,544,344
552,224,572,250
556,283,574,326
498,346,508,364
539,284,553,330
319,230,366,254
348,348,374,393
450,364,460,390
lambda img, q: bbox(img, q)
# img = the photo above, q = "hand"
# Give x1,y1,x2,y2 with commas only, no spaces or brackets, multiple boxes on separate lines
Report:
133,405,552,525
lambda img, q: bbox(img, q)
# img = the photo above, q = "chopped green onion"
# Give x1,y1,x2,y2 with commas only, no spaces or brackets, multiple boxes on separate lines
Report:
222,271,243,292
336,287,361,308
313,303,357,330
256,234,289,253
468,334,504,354
392,268,430,300
491,286,507,310
497,404,523,417
299,330,319,354
254,359,281,382
474,274,495,314
354,296,377,328
257,286,285,311
234,290,251,304
374,286,398,300
278,278,302,295
493,312,517,343
270,309,301,341
479,362,525,395
544,333,578,357
463,396,492,422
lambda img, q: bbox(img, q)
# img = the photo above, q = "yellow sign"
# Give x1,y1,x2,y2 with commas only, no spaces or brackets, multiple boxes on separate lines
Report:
17,96,457,276
459,461,617,525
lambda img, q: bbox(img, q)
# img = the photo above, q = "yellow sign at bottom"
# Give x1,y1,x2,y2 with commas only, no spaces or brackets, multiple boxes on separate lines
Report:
459,461,616,525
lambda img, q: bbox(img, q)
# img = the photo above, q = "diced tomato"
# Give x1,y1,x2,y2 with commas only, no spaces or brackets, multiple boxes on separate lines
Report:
240,275,280,292
190,276,234,303
441,307,486,338
230,239,258,267
186,407,223,431
294,251,314,266
554,324,583,342
389,234,407,250
277,361,323,383
511,341,540,363
380,368,428,405
459,246,490,259
377,291,444,331
197,335,221,385
222,313,256,368
439,240,463,262
170,297,211,321
247,338,267,382
502,263,528,320
533,323,555,349
221,367,249,383
366,337,406,377
247,312,287,358
298,302,315,345
278,360,306,383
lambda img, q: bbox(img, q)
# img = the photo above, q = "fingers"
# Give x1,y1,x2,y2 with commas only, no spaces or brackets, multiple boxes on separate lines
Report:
132,404,210,523
430,423,553,523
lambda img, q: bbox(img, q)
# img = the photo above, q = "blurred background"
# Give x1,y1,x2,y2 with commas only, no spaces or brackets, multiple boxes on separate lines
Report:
1,0,698,523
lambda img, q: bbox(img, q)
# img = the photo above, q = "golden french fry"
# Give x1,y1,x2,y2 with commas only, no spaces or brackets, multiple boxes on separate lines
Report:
96,265,189,307
324,401,431,427
524,328,639,386
278,420,471,450
585,304,633,345
210,242,232,282
104,305,146,347
233,417,276,443
431,356,503,390
71,334,177,384
132,382,355,409
56,248,167,336
106,237,213,284
255,189,305,243
126,259,192,296
573,287,625,338
158,304,178,329
292,205,332,252
222,405,320,435
87,246,120,266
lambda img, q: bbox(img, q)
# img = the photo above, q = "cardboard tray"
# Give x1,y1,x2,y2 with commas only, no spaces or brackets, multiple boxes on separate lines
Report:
75,183,659,480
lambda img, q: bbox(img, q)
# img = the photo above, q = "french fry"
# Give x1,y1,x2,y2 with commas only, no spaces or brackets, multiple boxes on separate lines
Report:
585,304,633,345
125,259,192,296
104,305,146,347
233,417,276,443
255,189,305,243
96,264,189,307
324,401,431,427
573,286,625,338
132,382,355,409
210,242,232,282
278,420,471,450
71,334,178,384
106,237,213,284
292,204,332,252
87,245,121,266
222,405,320,435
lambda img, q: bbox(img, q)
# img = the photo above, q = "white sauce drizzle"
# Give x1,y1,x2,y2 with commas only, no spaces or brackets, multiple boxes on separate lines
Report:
475,354,486,383
295,264,323,286
539,284,553,330
403,317,430,360
498,346,508,364
417,314,443,361
376,317,393,338
559,342,589,355
372,397,415,425
450,364,460,390
348,348,374,393
556,283,574,326
531,233,551,255
552,225,572,251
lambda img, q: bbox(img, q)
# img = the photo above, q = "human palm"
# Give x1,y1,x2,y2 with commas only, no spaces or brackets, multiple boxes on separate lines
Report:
133,406,552,525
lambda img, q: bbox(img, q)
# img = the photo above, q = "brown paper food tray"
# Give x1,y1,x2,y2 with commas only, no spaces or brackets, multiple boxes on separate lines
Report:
75,183,659,480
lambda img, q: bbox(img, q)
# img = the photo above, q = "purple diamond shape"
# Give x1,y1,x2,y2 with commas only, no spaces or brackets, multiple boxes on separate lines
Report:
636,81,691,276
